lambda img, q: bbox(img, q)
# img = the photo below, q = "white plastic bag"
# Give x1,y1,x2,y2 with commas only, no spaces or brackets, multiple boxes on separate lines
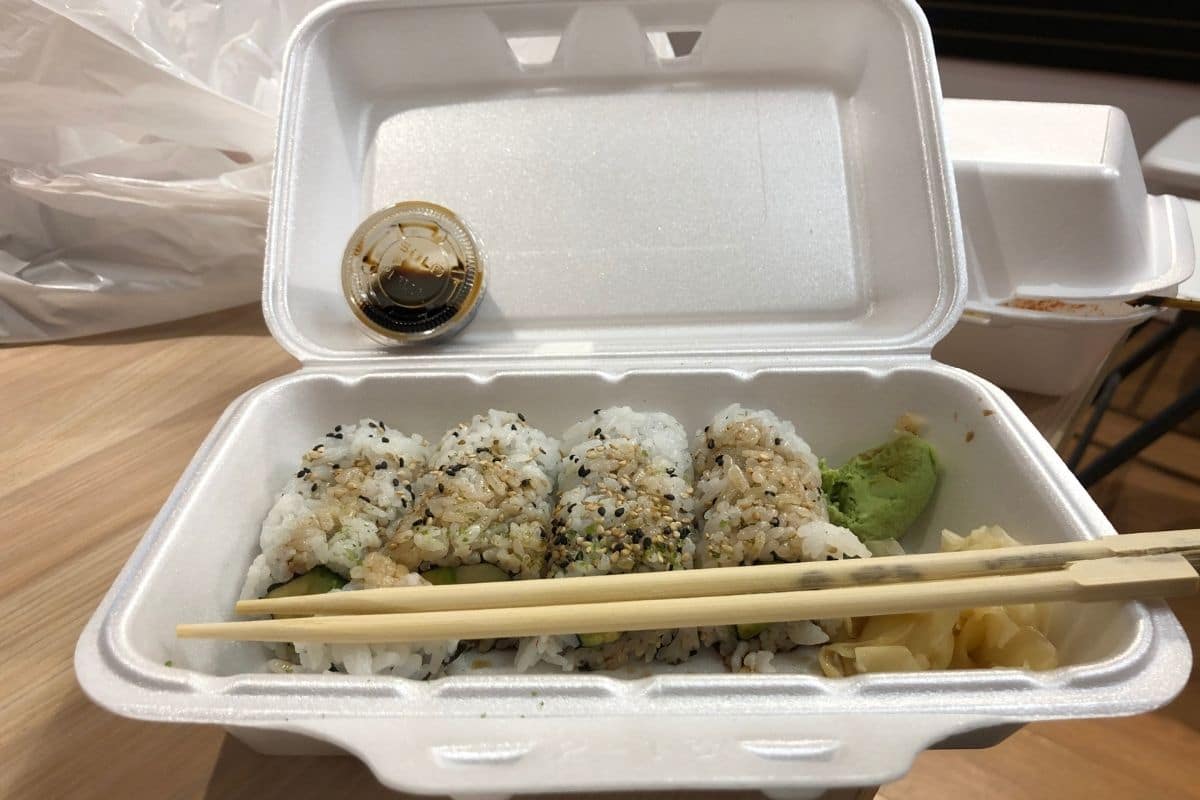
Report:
0,0,323,342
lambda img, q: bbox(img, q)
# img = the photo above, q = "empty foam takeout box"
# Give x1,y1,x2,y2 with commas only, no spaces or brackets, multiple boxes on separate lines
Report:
75,1,1191,797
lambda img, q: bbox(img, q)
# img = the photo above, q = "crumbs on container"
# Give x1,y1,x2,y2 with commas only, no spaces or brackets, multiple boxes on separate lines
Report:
895,412,926,435
965,430,975,443
983,409,994,417
470,659,491,670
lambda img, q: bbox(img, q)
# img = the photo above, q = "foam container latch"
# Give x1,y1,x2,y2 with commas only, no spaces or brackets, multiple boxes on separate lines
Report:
75,1,1191,797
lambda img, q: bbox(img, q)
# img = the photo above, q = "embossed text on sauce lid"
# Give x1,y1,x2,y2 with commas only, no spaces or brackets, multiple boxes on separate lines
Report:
342,202,485,344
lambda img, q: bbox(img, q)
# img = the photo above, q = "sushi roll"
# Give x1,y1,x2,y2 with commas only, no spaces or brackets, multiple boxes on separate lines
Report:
241,418,431,599
695,404,869,566
239,419,453,678
517,408,699,672
384,410,561,580
693,405,870,672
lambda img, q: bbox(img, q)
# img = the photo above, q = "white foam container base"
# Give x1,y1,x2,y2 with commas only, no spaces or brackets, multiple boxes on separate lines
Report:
76,365,1190,797
75,1,1190,796
934,304,1158,397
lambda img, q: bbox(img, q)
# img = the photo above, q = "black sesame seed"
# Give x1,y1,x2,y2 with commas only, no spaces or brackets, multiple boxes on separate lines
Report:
310,483,318,492
392,478,400,487
510,424,517,431
771,517,780,527
666,467,676,476
517,413,526,422
664,493,675,501
438,483,445,493
476,447,490,453
554,535,568,545
368,422,377,428
707,439,715,449
326,433,338,439
334,433,343,439
577,466,590,478
598,507,606,517
774,437,782,446
332,463,340,469
593,409,600,415
764,490,776,497
715,454,725,466
376,461,388,469
615,507,625,517
681,525,691,535
612,543,624,552
359,495,371,503
593,428,602,436
397,457,404,467
335,425,342,432
520,478,531,488
381,437,390,443
568,503,576,513
296,470,306,478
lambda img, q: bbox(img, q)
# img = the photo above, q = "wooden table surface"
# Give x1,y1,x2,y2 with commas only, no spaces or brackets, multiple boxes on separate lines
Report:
3,304,1198,800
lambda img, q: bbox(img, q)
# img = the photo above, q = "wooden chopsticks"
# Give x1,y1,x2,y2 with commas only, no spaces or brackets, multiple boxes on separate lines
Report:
232,529,1200,617
176,530,1200,644
179,553,1197,643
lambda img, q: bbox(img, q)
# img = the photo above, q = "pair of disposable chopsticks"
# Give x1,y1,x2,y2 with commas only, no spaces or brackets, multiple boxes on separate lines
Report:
176,529,1200,644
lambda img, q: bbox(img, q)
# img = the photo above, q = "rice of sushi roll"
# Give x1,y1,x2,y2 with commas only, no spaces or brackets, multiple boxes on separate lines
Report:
240,419,451,678
383,410,561,580
241,418,431,599
695,404,869,567
517,408,699,672
559,406,693,487
693,405,870,672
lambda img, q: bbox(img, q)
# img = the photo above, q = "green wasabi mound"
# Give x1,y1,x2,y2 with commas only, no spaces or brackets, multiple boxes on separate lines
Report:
821,433,938,542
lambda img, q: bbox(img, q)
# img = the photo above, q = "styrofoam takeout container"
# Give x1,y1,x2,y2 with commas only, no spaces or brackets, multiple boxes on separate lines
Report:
75,1,1191,797
934,100,1195,396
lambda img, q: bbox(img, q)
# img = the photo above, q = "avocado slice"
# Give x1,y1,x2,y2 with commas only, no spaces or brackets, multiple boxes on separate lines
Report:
455,563,511,583
265,566,345,599
736,622,769,640
421,566,458,585
578,631,622,647
420,563,511,585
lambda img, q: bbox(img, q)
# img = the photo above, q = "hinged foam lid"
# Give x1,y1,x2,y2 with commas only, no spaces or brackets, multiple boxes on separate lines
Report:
945,99,1194,304
264,0,966,369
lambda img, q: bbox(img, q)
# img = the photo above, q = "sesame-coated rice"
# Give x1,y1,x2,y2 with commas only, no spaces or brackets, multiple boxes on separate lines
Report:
384,410,561,579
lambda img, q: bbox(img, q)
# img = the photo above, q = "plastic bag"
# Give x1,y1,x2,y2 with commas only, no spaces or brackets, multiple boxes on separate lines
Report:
0,0,323,342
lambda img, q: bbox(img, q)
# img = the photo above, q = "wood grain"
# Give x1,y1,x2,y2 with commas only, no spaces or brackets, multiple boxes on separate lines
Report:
2,308,1197,800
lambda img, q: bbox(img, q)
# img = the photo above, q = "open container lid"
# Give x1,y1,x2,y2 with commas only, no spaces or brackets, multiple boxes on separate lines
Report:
945,99,1194,306
265,0,966,370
